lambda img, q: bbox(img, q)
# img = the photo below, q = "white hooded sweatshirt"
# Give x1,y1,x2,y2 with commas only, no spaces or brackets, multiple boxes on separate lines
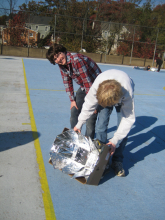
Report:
75,69,135,148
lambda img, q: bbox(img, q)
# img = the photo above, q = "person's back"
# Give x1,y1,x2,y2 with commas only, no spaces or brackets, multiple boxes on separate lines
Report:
156,58,163,66
74,69,135,177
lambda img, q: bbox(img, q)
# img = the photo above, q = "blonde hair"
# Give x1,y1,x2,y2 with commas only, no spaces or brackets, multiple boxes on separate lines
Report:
96,80,123,108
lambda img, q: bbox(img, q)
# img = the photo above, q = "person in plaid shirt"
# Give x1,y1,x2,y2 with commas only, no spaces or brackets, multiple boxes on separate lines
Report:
46,43,101,139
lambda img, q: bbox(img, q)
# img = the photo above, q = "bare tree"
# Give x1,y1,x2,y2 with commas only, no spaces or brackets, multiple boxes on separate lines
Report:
1,0,18,15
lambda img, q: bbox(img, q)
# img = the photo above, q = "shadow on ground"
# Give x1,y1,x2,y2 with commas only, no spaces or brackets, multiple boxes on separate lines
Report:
0,57,16,60
0,131,41,152
99,116,165,184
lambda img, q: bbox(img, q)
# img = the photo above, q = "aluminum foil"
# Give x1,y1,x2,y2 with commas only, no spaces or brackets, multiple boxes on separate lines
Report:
50,129,99,179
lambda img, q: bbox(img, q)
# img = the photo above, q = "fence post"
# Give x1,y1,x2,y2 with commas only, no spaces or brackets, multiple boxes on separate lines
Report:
105,22,111,63
122,54,124,64
100,53,102,63
163,52,165,69
0,44,2,55
28,29,29,57
81,20,85,51
152,28,159,66
54,14,56,42
27,14,30,57
130,26,135,65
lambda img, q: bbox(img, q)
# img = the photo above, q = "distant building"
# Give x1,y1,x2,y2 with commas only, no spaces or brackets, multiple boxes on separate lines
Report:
2,15,52,46
2,25,39,47
100,22,130,54
25,16,52,39
0,25,6,44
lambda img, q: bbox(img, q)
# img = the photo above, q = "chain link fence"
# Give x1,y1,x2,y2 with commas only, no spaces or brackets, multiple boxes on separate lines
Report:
1,8,165,63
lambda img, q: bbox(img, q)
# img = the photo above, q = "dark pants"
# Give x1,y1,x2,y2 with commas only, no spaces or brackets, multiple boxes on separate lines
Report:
70,87,97,139
96,105,128,163
157,65,161,72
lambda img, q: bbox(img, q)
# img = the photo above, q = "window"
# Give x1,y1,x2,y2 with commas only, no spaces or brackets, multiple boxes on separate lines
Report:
41,35,44,39
36,26,38,30
104,31,108,39
119,34,124,40
45,26,48,31
29,33,33,37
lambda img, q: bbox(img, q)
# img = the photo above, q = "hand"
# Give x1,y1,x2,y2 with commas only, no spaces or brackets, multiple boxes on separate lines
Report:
70,101,78,110
73,126,81,133
106,141,116,156
93,109,97,114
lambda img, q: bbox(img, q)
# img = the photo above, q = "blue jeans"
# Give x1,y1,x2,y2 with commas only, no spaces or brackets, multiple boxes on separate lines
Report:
95,105,127,163
70,87,97,139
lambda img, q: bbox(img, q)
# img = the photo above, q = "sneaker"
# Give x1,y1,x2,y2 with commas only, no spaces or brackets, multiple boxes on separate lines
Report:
101,164,111,179
111,161,125,177
93,139,104,150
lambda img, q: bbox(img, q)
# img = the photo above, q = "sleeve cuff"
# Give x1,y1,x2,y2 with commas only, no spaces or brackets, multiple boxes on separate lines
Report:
109,137,122,148
75,121,83,130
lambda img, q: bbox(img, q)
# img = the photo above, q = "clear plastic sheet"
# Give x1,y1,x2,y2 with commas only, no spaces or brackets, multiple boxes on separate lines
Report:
50,129,99,179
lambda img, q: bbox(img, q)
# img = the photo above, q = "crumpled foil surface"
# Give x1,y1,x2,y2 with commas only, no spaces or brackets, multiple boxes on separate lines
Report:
50,129,99,179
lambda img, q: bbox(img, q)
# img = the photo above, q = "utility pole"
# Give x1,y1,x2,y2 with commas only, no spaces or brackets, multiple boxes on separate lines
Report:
10,0,12,14
152,28,159,66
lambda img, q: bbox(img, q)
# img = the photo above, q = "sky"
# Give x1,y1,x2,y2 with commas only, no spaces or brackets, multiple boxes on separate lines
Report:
0,0,164,14
0,0,39,12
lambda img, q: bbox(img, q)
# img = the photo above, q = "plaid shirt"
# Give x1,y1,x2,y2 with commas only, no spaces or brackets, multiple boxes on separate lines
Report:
59,52,101,101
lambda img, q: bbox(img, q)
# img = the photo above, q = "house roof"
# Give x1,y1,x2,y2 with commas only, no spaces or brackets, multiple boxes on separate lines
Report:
101,22,129,33
101,22,123,32
26,16,52,25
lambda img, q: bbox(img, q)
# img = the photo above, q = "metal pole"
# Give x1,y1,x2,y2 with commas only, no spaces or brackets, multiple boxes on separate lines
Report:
10,0,12,15
54,14,56,42
152,28,159,66
81,20,84,51
28,29,29,57
105,22,111,63
27,14,30,57
28,29,29,48
105,43,107,63
130,26,135,65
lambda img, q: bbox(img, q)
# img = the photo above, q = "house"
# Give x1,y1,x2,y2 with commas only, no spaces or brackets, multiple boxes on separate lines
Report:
2,15,52,46
2,28,39,47
0,25,6,44
25,15,52,39
2,26,39,47
100,22,130,54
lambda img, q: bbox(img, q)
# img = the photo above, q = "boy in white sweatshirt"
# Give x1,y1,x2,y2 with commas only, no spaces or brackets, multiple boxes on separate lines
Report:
74,69,135,177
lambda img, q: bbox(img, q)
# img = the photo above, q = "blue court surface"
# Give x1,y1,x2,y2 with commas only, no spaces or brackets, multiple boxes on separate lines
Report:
23,58,165,220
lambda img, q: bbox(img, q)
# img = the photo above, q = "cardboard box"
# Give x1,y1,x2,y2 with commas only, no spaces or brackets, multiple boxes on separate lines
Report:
49,128,111,186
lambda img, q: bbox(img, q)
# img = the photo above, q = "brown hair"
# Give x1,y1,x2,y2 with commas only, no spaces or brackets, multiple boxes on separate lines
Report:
46,43,67,65
96,80,123,108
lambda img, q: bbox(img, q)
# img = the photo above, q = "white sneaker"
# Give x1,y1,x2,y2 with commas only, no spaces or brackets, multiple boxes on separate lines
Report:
111,161,125,177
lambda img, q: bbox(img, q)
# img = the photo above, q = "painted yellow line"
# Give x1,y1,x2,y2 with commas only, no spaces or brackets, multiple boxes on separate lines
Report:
29,89,165,96
30,88,65,91
29,88,77,92
22,123,31,125
134,94,165,96
29,88,165,96
29,87,165,96
22,59,56,220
